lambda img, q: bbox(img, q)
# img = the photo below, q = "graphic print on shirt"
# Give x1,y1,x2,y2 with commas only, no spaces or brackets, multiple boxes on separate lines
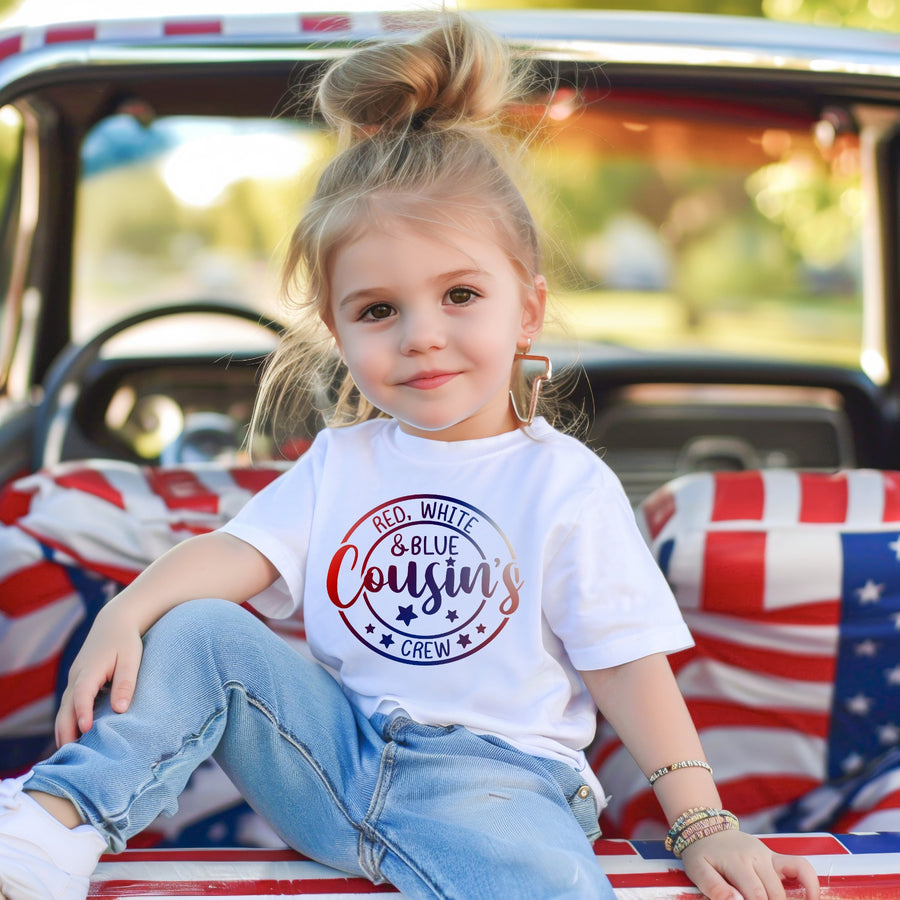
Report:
326,493,521,664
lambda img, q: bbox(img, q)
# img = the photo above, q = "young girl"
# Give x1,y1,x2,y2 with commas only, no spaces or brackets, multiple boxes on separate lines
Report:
1,15,819,900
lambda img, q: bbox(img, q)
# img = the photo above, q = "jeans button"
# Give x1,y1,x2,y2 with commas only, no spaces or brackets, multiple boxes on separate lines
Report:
577,785,591,799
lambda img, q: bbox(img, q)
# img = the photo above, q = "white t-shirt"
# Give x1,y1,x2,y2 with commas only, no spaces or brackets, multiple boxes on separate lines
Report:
220,418,692,799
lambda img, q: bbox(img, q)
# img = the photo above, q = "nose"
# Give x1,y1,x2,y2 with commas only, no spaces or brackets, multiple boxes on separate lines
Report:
399,307,447,355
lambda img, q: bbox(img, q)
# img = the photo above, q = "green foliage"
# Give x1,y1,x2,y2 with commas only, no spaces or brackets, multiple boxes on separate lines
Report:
457,0,765,13
0,107,21,209
458,0,900,32
764,0,900,31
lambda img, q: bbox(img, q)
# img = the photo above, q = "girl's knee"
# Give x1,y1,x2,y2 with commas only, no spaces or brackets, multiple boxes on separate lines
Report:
161,596,241,624
137,600,268,697
144,598,251,649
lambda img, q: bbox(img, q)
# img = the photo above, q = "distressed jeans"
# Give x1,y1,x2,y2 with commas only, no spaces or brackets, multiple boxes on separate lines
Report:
28,599,614,899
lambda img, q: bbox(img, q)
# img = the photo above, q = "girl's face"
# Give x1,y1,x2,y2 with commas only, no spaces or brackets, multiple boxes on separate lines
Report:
327,220,545,441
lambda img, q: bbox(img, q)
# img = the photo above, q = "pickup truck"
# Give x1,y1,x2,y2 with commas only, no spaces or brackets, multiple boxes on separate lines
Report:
1,8,899,896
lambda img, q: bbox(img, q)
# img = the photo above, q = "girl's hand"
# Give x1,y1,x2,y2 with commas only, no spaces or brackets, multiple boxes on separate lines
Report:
681,829,820,900
51,533,278,747
55,603,144,747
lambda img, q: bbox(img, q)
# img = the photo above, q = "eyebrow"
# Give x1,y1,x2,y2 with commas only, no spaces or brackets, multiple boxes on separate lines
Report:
337,288,388,309
337,267,490,309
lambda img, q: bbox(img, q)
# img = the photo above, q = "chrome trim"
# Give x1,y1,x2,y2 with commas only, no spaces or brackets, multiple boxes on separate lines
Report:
3,12,900,99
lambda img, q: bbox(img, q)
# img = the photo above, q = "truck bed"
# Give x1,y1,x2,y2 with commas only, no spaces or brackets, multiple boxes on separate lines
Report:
90,834,900,899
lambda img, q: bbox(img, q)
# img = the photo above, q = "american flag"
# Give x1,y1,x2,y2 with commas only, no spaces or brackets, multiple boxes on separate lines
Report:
591,469,900,838
0,460,297,847
4,463,900,848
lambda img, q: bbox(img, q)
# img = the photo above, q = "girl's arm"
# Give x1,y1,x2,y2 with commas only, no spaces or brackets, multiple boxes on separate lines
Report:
581,653,820,900
56,532,279,746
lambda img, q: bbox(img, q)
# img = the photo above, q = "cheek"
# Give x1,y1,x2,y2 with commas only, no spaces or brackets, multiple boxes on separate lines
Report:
470,315,521,361
341,334,384,382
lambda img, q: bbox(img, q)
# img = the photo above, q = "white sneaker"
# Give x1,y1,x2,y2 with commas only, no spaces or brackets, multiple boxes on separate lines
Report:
0,776,106,900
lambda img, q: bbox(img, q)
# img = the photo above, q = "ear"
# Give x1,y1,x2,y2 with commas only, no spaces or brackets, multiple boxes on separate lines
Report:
519,274,547,344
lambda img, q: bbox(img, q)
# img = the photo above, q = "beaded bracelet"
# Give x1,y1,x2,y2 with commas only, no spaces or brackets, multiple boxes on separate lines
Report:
648,759,713,785
669,807,738,842
675,812,738,846
665,808,738,848
665,808,739,858
670,817,739,859
672,814,739,858
664,807,718,849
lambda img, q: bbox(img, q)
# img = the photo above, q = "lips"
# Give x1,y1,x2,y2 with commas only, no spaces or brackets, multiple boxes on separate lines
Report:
402,371,458,390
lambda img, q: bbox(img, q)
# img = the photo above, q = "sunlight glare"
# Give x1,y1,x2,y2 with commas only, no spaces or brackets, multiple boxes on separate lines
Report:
160,131,316,208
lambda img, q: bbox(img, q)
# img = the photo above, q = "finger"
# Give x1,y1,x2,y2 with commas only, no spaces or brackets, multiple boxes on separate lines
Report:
109,639,143,713
773,854,821,899
754,854,791,900
726,852,813,900
683,858,740,900
71,670,107,735
54,690,79,747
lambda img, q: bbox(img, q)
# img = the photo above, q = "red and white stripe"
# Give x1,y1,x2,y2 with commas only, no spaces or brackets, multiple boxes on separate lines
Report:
0,523,83,750
4,460,285,580
593,469,900,838
0,460,290,775
86,835,900,899
0,12,437,62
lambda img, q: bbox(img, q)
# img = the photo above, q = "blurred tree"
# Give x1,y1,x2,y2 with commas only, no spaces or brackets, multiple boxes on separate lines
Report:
457,1,766,16
763,0,900,31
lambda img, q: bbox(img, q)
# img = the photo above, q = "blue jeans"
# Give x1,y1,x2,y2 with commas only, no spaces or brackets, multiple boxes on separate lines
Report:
28,599,614,899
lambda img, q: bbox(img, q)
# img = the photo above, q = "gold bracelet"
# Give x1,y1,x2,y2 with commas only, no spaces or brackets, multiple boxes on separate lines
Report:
648,759,713,785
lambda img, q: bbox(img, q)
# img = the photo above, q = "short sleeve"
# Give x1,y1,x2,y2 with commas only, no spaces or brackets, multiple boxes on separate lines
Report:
218,435,325,618
542,471,693,671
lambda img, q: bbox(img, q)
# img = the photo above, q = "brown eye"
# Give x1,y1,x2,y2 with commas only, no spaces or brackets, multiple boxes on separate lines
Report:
447,287,475,305
364,303,394,320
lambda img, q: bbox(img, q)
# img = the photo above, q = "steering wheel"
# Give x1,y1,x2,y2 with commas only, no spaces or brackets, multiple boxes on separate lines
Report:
32,301,283,471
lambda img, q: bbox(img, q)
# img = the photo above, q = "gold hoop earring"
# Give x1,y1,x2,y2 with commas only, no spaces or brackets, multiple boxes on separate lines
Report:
510,340,552,426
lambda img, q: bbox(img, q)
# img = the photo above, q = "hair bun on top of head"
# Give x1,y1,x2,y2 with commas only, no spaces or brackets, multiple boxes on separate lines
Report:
259,13,548,440
316,15,518,142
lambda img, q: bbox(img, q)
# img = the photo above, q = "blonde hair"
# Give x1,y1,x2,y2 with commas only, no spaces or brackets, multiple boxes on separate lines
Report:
251,14,548,450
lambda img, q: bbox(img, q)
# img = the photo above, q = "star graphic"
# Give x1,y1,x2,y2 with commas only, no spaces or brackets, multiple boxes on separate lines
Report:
365,623,375,634
854,639,879,657
457,633,471,648
879,722,900,746
889,536,900,560
445,556,455,567
380,634,395,649
476,623,486,633
841,752,864,774
446,609,458,622
885,664,900,686
855,579,885,604
893,612,900,630
845,693,873,716
396,605,418,626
